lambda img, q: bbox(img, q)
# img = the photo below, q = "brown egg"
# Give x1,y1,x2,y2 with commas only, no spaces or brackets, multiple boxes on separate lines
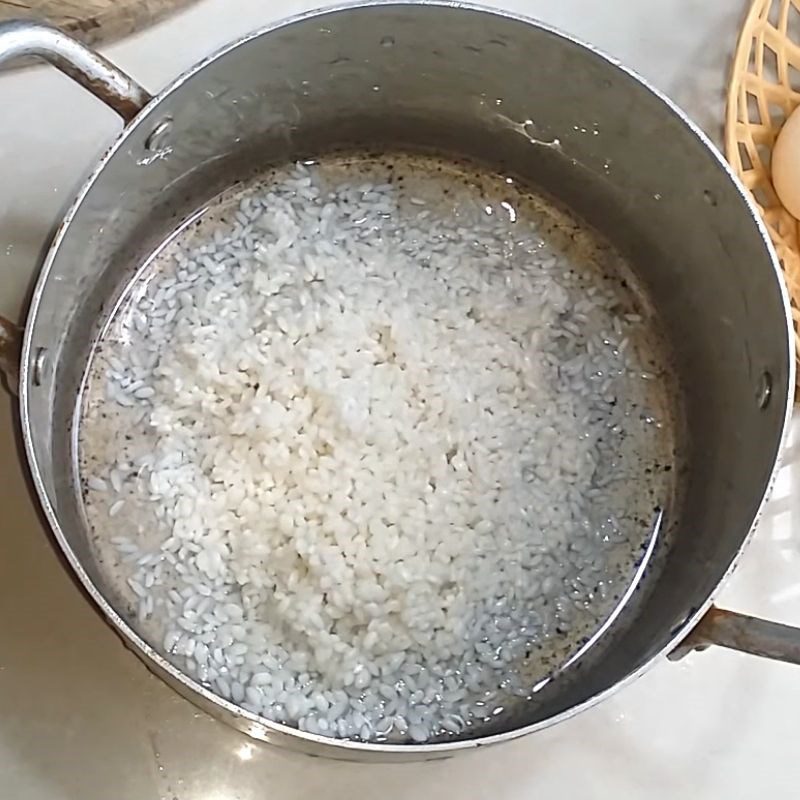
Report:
772,105,800,220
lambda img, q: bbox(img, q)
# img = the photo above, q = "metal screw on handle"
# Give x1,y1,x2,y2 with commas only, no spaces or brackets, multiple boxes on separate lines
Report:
0,18,152,121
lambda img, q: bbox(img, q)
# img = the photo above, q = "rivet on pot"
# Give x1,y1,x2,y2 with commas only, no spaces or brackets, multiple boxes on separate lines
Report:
32,346,47,386
144,117,173,153
757,370,772,409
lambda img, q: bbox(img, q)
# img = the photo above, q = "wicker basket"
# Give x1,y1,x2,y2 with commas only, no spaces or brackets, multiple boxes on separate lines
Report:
726,0,800,378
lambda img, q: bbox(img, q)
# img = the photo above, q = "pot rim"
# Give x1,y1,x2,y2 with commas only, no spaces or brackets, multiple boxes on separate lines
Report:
18,0,796,757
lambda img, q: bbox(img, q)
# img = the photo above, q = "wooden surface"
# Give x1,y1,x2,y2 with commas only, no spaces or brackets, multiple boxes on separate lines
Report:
0,0,199,45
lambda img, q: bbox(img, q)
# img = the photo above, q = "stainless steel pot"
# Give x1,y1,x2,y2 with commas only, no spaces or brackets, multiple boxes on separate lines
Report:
0,2,797,762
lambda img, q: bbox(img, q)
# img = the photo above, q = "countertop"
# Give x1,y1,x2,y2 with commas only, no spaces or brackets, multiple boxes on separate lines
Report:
2,1,800,798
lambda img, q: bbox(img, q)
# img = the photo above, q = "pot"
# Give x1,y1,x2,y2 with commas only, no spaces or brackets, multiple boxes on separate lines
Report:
0,2,797,761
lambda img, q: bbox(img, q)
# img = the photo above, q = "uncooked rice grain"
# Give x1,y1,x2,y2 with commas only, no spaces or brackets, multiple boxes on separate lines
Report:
78,153,676,743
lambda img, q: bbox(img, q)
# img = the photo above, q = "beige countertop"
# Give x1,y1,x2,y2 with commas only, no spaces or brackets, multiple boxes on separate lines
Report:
2,1,800,798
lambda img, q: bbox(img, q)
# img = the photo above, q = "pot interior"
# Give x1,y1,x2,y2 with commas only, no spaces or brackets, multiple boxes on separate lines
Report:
22,3,791,751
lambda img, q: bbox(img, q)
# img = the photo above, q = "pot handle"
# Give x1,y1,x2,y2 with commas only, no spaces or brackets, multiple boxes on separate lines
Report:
0,18,152,122
669,605,800,665
0,20,152,394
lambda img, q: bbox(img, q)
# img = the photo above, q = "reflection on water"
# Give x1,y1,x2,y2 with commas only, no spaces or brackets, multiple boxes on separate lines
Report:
560,508,665,672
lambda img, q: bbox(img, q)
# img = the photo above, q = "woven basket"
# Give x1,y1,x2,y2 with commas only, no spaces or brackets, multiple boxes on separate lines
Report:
726,0,800,379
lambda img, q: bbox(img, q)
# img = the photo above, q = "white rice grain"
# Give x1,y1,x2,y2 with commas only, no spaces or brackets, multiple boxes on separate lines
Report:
79,155,675,745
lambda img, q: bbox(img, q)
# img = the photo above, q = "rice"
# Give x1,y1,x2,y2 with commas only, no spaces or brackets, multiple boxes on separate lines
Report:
78,153,676,743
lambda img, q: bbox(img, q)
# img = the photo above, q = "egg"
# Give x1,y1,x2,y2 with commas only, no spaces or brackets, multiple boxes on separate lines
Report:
772,105,800,219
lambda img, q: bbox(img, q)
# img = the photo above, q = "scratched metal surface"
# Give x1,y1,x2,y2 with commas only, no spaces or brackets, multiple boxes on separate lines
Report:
2,0,800,797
